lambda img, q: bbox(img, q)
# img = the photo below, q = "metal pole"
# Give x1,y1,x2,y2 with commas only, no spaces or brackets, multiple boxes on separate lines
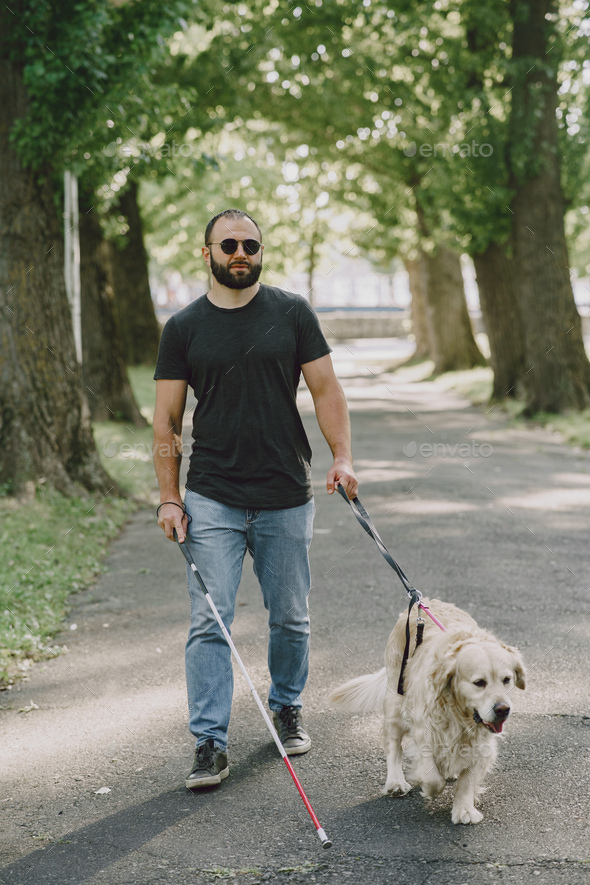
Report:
64,170,82,364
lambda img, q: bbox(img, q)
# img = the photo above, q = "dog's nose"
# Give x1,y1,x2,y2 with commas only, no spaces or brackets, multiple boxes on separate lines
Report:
494,703,510,720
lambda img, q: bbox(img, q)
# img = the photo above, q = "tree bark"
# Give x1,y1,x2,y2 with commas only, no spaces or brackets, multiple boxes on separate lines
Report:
79,189,147,425
0,57,115,496
509,0,590,412
473,241,526,400
422,244,486,374
107,180,160,366
307,213,320,306
405,254,431,359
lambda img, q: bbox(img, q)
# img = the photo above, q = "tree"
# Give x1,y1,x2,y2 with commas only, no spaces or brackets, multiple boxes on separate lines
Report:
187,0,590,406
508,0,590,412
0,0,192,495
0,55,112,495
105,180,161,366
79,185,147,424
182,2,486,371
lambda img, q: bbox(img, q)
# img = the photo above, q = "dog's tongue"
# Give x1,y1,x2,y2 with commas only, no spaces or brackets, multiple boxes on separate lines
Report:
485,720,504,734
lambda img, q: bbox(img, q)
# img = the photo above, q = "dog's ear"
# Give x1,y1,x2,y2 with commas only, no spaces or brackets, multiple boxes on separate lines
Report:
505,645,526,690
431,632,472,696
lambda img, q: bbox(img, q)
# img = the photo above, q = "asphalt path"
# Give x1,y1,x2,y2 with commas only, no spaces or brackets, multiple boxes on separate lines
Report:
1,346,589,884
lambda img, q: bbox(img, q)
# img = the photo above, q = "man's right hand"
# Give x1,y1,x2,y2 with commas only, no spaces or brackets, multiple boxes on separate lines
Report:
158,502,189,542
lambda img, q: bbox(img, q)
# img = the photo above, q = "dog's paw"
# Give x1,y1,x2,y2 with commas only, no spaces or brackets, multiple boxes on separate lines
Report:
451,805,483,825
383,778,412,796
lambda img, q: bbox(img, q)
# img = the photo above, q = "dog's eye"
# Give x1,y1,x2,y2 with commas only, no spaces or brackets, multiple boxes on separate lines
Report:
473,679,487,688
502,676,512,685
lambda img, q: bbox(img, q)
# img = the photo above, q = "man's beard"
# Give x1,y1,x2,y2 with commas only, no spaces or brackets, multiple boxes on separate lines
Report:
210,254,262,290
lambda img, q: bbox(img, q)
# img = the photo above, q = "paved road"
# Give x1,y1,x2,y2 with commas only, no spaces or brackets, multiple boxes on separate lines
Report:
1,351,589,884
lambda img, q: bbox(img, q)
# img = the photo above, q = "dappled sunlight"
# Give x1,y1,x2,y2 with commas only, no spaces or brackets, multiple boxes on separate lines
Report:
383,498,479,515
353,459,415,484
501,487,590,511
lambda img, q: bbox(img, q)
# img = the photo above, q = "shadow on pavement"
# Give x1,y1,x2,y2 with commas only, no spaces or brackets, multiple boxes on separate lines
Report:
0,788,198,885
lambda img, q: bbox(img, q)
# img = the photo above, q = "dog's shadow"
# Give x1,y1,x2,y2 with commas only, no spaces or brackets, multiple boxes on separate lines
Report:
332,783,468,845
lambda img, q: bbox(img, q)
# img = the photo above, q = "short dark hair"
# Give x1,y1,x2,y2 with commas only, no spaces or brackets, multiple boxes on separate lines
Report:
205,209,262,245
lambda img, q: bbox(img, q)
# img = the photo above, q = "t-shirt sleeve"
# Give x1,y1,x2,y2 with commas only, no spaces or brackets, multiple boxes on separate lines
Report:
153,317,191,381
296,300,332,366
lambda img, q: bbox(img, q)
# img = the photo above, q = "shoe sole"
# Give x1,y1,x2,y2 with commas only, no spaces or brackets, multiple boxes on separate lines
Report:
185,767,229,789
284,740,312,756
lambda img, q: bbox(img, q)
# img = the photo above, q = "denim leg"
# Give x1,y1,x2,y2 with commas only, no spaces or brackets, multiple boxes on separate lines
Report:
248,499,314,712
183,489,247,750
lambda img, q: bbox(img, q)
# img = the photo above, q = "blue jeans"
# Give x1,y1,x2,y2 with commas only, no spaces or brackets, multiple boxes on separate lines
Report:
183,489,315,751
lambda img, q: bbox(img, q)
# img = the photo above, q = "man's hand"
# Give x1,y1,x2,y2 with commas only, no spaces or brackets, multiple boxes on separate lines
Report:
327,457,358,499
157,502,189,542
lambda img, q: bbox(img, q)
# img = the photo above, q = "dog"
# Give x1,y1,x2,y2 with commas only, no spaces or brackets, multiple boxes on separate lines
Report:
330,598,525,824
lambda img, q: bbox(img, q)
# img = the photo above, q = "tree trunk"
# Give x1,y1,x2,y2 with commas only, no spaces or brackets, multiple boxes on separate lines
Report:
307,212,320,305
509,0,590,412
107,180,160,366
405,254,431,359
79,188,147,426
473,241,526,400
0,58,115,497
422,244,486,374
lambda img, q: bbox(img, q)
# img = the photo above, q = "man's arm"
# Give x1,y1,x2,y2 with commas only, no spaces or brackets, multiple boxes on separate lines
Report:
153,379,189,541
301,354,358,498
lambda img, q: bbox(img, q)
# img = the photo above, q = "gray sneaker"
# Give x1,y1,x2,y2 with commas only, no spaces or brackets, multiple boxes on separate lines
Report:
273,706,312,756
186,739,229,789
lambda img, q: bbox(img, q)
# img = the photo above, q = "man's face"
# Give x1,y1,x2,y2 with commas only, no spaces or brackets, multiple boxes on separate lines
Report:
204,217,263,290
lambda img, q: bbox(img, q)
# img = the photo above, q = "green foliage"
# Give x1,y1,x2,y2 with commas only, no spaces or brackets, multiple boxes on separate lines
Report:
174,0,589,260
139,123,375,286
5,0,199,171
0,488,135,687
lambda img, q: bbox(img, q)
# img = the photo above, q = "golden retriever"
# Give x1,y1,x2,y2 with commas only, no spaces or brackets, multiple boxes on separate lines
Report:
330,598,525,824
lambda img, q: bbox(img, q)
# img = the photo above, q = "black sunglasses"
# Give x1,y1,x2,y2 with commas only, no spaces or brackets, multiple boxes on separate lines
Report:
207,238,262,255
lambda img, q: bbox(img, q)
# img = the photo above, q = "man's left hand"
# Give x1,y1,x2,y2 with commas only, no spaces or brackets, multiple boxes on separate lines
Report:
327,458,358,499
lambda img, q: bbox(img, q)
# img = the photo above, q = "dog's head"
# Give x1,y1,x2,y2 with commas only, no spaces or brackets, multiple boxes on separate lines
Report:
431,631,526,733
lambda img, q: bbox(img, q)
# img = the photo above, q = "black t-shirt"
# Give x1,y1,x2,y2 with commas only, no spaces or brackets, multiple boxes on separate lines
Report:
154,285,332,509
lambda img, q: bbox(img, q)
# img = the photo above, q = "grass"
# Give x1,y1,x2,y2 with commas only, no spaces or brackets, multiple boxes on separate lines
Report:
396,357,590,449
434,366,494,405
0,366,158,689
530,410,590,448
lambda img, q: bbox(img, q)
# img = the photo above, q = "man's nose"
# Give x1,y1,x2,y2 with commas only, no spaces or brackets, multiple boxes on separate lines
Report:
232,241,248,259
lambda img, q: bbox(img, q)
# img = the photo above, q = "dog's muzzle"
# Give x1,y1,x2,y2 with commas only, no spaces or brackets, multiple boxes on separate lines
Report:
473,703,510,734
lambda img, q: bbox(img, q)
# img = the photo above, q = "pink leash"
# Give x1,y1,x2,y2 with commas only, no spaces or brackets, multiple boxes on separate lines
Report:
418,603,447,633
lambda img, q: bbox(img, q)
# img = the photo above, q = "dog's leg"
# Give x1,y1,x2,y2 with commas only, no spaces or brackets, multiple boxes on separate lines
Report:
413,729,446,799
451,768,484,824
382,690,411,795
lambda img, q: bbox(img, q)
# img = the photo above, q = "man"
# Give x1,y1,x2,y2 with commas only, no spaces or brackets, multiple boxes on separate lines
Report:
153,208,357,789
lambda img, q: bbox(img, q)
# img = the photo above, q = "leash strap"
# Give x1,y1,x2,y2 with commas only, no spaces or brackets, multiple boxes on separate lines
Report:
336,485,419,599
336,484,423,696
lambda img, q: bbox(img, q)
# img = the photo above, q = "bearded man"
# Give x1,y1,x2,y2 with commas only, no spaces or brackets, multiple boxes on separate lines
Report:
153,209,357,789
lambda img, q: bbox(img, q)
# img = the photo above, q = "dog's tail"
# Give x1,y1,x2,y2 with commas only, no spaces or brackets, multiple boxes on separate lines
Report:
329,667,387,713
